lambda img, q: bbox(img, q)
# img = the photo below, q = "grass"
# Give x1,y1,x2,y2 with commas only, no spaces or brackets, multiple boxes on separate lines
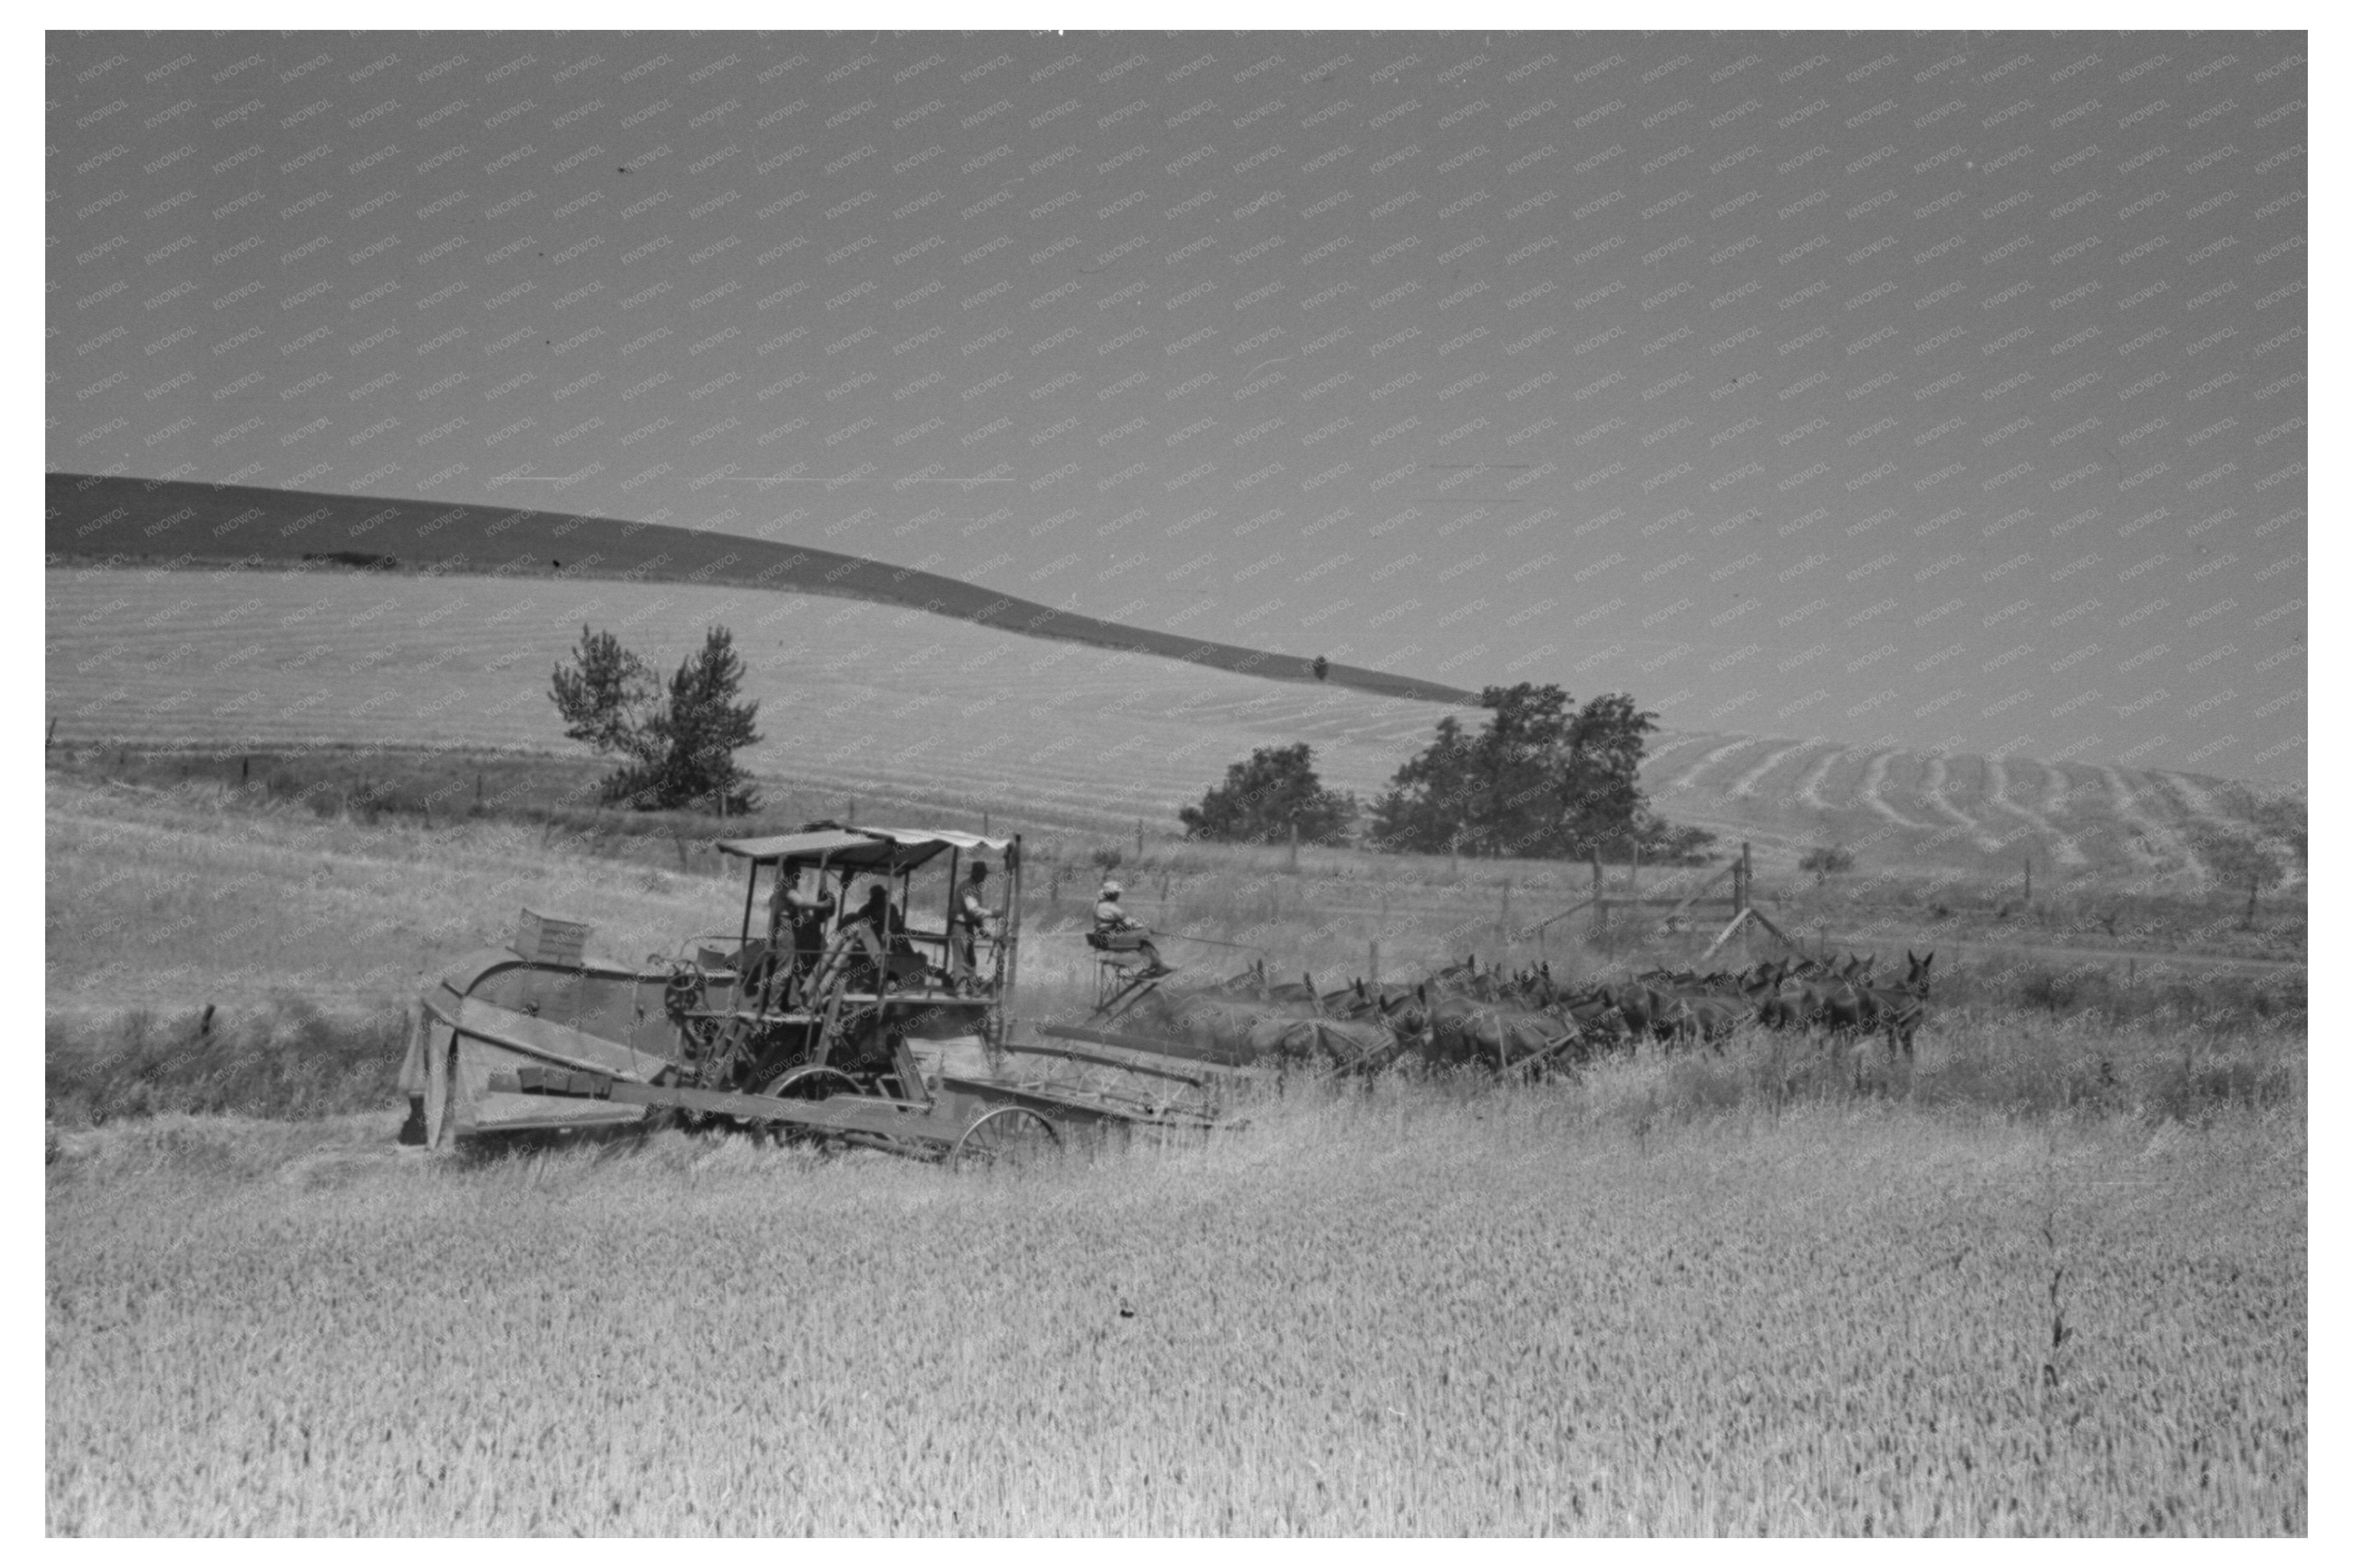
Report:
47,1087,2304,1534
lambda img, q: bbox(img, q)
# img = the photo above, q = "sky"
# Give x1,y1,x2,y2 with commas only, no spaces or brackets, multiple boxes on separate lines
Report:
46,28,2307,781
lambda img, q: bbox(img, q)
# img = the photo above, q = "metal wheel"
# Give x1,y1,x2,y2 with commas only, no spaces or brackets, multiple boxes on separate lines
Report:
423,1027,458,1150
763,1064,864,1101
949,1106,1062,1172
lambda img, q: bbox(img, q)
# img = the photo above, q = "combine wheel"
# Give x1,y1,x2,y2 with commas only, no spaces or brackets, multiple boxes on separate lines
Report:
751,1064,870,1144
763,1065,865,1101
950,1106,1062,1172
423,1028,458,1150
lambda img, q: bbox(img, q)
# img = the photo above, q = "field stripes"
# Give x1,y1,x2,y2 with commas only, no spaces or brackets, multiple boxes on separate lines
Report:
1919,755,2006,854
2097,766,2207,886
1792,745,1846,813
1726,741,1814,801
1664,737,1762,794
1983,757,2090,867
2160,773,2307,891
1857,750,1935,833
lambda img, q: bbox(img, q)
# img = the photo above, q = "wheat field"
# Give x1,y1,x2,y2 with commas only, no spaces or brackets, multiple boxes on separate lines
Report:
46,1086,2303,1535
45,766,2307,1536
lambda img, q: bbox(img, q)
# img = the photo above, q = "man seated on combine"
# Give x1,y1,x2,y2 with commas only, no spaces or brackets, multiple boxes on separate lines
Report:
950,861,1000,994
841,882,923,989
1093,881,1171,978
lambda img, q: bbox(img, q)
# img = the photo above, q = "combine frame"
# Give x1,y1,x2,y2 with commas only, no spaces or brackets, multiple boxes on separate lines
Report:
403,823,1225,1163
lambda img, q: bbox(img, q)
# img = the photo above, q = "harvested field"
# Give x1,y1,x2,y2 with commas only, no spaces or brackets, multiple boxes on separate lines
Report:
47,1091,2304,1534
48,566,2299,886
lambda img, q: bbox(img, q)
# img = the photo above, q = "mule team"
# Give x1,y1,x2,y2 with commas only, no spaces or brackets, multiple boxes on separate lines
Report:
1112,950,1934,1079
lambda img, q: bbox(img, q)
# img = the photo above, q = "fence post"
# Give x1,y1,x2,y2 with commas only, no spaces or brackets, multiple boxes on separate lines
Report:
1498,878,1511,945
2024,854,2032,904
1369,939,1381,991
1288,820,1299,872
1137,818,1144,860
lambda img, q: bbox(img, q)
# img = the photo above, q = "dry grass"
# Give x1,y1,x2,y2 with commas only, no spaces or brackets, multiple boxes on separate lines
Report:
45,772,736,1013
47,1087,2304,1534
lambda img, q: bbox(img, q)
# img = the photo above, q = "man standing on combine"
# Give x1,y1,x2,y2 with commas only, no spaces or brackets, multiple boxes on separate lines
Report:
1094,880,1171,978
774,867,839,1008
950,861,1000,994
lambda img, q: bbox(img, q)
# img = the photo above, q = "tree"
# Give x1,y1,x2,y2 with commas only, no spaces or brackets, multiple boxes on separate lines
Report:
550,624,761,812
550,625,658,758
1799,845,1856,884
1367,682,1710,862
1179,743,1358,845
2196,830,2284,929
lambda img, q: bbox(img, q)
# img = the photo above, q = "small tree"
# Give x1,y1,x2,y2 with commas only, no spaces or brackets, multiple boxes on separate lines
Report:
1179,743,1358,845
1799,845,1855,884
551,624,761,812
550,625,659,758
2197,831,2283,929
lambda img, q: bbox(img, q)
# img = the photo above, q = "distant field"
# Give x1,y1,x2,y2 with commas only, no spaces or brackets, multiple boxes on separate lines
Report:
49,564,2302,890
48,564,1471,840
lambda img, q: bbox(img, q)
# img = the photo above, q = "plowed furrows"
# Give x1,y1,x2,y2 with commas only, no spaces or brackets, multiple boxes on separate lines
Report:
2097,765,2206,884
1856,750,1934,831
1983,756,2089,867
1919,754,2006,854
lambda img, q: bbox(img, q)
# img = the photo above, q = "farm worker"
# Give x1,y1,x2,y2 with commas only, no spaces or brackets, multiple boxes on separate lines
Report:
776,869,838,1006
1094,881,1170,978
950,862,1000,992
843,883,913,954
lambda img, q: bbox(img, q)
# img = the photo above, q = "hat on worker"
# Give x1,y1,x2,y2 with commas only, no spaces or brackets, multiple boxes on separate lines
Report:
1100,881,1122,898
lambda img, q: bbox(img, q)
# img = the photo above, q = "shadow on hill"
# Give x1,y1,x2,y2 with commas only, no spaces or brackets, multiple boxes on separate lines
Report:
49,471,1475,706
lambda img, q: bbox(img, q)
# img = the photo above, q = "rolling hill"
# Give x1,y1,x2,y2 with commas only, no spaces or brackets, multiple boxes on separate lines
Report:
47,472,1473,705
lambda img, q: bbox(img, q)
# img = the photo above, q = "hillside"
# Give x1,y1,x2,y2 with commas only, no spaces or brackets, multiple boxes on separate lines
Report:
46,565,2302,893
47,473,1474,706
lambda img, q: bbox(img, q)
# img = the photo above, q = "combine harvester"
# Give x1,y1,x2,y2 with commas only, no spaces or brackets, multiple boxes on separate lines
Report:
401,825,1242,1167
